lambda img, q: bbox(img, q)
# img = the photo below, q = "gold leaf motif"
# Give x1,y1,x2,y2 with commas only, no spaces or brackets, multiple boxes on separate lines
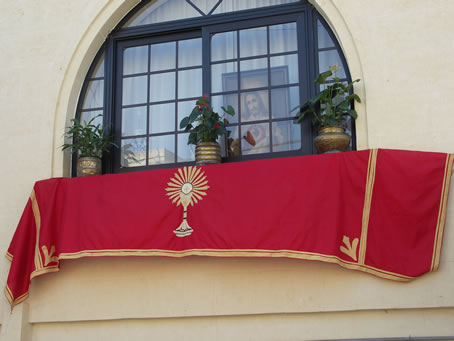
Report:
340,235,359,261
41,245,59,266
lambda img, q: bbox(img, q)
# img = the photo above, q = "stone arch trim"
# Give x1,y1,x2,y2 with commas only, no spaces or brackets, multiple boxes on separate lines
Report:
52,0,141,177
310,0,368,150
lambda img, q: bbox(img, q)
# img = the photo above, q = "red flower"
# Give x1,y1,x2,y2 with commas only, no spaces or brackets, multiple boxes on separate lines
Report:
214,123,220,129
202,93,209,98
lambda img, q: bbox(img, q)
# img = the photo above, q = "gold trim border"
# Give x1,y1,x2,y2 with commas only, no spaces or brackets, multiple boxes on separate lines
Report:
59,248,413,281
358,149,378,265
4,247,416,308
5,285,29,309
431,153,454,271
30,190,44,270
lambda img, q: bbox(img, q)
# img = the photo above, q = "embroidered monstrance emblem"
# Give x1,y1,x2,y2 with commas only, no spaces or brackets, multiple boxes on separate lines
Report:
165,166,209,237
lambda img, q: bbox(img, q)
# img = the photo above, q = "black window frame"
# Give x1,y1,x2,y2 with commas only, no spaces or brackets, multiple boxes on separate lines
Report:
74,1,356,176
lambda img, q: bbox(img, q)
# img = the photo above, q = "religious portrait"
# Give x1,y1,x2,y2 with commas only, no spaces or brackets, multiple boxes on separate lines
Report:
221,66,296,156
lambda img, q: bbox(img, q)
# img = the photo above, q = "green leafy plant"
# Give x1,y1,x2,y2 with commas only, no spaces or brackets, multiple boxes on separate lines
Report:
292,64,361,129
62,115,117,158
179,94,235,145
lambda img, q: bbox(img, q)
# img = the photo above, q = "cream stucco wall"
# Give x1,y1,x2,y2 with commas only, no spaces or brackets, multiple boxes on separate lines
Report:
1,0,454,340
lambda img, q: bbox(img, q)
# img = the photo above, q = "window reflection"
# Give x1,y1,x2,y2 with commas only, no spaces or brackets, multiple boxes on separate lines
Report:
177,133,195,162
318,50,346,78
212,62,238,93
149,72,176,102
122,76,147,105
270,54,298,85
240,27,267,58
317,20,335,49
150,42,176,71
271,86,299,119
211,31,237,61
124,0,201,27
178,38,202,67
121,138,147,167
83,80,104,109
123,46,148,75
269,22,297,54
149,103,175,134
149,135,175,165
272,121,301,152
240,58,268,89
122,106,147,136
80,110,103,126
178,68,202,99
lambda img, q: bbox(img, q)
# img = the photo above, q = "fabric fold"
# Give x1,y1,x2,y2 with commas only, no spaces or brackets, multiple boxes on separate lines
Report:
5,149,453,308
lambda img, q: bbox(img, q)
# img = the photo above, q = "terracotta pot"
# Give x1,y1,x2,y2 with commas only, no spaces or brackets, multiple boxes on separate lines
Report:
195,142,221,165
314,126,350,154
77,156,102,176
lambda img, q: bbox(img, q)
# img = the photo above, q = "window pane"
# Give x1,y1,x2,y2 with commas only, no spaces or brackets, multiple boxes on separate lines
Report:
150,72,176,102
177,133,195,162
211,93,238,124
317,20,335,49
213,0,298,14
240,27,267,58
122,76,147,105
149,135,175,165
270,23,297,54
270,54,298,85
211,31,237,62
123,46,148,75
92,54,104,78
318,50,346,78
150,42,176,71
80,110,103,126
178,68,202,99
189,0,218,14
83,80,104,109
240,58,268,89
271,86,299,119
122,106,147,136
272,121,301,152
178,38,202,67
121,138,147,167
124,0,201,27
149,103,175,134
241,90,269,122
241,122,270,155
178,100,196,131
212,62,238,93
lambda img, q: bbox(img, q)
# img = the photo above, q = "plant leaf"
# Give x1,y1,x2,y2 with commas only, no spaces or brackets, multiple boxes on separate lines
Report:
348,109,358,120
180,116,190,129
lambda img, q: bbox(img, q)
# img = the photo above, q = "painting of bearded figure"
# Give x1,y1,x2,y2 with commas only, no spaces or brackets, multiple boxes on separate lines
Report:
221,66,298,156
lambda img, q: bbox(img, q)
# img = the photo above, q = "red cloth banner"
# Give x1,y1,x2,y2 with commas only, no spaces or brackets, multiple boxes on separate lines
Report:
5,149,453,307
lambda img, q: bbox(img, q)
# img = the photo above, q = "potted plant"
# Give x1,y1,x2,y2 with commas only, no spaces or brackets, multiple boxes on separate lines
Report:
62,115,117,176
292,64,361,153
180,94,235,165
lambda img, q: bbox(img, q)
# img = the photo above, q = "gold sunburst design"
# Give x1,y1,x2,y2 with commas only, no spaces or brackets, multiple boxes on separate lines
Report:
165,166,209,237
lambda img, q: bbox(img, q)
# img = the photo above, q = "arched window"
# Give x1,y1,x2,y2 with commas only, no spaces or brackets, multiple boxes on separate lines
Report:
75,0,354,175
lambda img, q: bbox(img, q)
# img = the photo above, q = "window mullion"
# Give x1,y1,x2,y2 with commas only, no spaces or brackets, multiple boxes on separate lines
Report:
266,25,273,153
202,27,210,97
297,10,314,154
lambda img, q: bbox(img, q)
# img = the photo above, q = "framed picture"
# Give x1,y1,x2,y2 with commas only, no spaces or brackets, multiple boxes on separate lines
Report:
221,66,295,156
